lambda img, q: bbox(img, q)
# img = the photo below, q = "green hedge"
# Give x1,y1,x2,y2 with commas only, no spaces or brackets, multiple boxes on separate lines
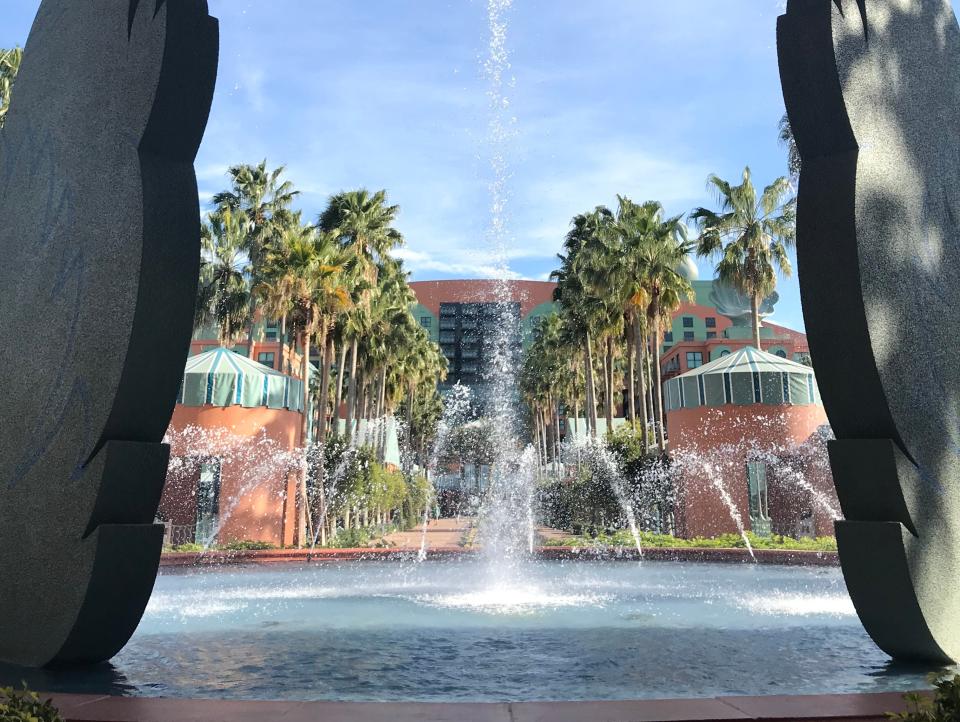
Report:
544,530,837,552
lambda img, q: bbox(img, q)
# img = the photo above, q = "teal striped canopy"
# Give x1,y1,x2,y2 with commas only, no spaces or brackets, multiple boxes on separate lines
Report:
664,347,821,412
178,347,305,412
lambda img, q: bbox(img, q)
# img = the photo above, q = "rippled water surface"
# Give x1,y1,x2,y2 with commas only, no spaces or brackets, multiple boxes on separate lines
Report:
2,560,939,701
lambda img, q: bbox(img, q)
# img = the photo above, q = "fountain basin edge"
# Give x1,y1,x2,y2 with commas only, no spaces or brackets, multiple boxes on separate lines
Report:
40,689,927,722
158,546,839,567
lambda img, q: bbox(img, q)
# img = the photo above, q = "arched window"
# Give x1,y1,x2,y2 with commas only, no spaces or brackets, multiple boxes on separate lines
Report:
776,350,787,358
720,350,730,357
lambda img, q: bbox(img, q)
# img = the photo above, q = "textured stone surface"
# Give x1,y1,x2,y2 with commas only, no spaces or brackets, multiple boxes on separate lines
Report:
778,0,960,661
0,0,217,666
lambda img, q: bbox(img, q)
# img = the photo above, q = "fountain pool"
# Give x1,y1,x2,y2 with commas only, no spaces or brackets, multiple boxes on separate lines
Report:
3,560,939,702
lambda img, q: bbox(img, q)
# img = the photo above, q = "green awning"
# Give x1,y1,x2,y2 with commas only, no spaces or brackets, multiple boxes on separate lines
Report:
178,347,304,412
663,346,820,412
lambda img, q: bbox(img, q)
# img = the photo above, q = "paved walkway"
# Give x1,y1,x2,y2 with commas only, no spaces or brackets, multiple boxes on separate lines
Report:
383,520,574,550
384,518,473,549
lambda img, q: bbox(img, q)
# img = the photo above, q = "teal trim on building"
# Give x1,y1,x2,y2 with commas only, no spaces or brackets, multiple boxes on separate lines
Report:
410,303,439,343
523,301,559,347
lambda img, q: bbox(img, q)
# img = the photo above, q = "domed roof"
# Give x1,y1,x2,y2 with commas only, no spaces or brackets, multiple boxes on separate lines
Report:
664,347,820,411
676,256,700,281
178,347,305,411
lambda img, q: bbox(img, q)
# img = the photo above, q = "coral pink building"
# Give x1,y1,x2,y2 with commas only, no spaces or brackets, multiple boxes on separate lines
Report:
664,347,838,540
158,348,305,548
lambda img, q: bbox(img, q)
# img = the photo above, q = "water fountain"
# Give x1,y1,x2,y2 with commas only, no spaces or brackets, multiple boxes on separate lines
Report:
7,0,955,707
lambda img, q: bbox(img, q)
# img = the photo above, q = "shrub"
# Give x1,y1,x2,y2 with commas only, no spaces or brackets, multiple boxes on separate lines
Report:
553,530,837,552
222,540,277,551
169,542,205,553
0,685,64,722
327,527,377,548
890,673,960,721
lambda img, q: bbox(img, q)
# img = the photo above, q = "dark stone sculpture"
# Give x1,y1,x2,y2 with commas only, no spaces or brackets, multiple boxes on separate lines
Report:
779,0,960,662
0,0,217,666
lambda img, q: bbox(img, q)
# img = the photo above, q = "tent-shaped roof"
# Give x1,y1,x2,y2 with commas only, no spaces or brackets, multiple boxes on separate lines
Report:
178,347,304,412
664,346,820,412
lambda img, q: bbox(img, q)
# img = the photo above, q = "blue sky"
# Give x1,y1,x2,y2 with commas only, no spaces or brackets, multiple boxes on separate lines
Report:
5,0,922,332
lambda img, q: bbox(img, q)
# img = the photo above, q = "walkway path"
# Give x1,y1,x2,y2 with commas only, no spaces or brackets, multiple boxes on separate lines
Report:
384,518,473,549
383,519,574,550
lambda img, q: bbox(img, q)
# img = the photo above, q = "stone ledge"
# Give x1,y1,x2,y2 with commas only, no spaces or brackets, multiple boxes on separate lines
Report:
45,690,922,722
157,546,839,567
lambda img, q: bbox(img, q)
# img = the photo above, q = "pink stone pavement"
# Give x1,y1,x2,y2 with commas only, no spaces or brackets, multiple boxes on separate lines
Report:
44,690,923,722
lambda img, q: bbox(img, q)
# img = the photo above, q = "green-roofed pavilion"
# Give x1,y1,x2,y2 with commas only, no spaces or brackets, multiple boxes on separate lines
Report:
663,346,821,412
178,347,305,412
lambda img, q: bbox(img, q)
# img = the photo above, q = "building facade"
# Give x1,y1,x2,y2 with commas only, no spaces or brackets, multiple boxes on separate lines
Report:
659,278,811,382
409,280,558,407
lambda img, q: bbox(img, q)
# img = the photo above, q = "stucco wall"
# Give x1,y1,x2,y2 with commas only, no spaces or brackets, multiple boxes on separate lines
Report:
159,404,302,547
667,404,835,539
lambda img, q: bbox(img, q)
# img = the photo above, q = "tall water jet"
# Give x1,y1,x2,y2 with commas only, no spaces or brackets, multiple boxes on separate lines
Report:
472,0,540,573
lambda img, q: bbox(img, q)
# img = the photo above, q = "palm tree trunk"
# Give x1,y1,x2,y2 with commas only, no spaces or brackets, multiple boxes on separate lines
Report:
316,330,332,445
299,328,314,547
377,369,388,462
584,333,598,438
627,331,636,429
544,405,553,466
751,293,762,350
634,316,649,452
345,338,359,442
334,342,348,433
652,320,667,451
645,345,655,431
314,330,335,548
572,393,579,436
605,335,614,432
552,396,561,464
278,315,288,374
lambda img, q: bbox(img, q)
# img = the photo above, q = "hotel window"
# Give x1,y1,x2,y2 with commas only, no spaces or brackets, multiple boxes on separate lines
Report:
705,317,716,328
257,352,276,369
706,332,717,340
682,316,694,328
664,332,674,343
746,462,770,521
420,316,432,329
265,323,279,341
684,332,695,341
686,352,704,369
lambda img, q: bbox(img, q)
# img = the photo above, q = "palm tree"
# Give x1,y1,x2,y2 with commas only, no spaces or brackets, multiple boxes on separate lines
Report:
285,225,353,546
213,161,299,266
213,162,300,356
691,167,796,350
194,208,252,346
319,189,404,439
0,47,22,129
604,198,669,448
630,205,693,450
779,114,801,183
551,208,613,438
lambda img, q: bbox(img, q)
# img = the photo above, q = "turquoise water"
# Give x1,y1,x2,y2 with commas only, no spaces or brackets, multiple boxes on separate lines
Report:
0,560,939,701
